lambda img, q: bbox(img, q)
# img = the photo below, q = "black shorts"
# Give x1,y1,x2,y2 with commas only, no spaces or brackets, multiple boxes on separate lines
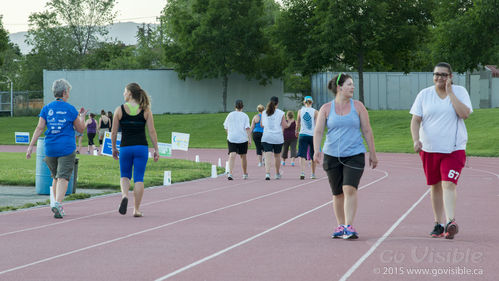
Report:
228,141,248,155
262,142,283,154
323,153,365,195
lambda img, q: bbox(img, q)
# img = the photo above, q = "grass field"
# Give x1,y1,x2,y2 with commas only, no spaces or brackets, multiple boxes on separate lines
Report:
0,152,225,188
1,109,498,156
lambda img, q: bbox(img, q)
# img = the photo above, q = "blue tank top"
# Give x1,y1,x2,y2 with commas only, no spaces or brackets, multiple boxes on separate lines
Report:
253,113,264,133
323,99,366,157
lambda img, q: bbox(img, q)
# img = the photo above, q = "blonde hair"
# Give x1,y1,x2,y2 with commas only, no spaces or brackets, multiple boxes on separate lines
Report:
286,111,294,119
256,104,264,112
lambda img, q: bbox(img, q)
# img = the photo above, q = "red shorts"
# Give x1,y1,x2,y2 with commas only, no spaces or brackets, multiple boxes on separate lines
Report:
419,150,466,185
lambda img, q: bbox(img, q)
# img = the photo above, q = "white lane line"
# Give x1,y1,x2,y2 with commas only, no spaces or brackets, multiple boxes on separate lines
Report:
468,167,499,179
0,178,325,275
154,170,389,280
339,188,430,281
0,174,226,216
0,180,255,237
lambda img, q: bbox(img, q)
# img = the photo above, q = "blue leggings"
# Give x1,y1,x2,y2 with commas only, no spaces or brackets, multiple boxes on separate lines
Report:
119,145,149,182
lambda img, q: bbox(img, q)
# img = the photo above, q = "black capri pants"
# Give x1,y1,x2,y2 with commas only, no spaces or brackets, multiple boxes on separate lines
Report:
323,153,365,195
252,132,263,155
87,133,96,146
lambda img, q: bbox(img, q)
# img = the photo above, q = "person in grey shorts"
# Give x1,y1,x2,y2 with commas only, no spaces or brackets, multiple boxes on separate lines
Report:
314,73,378,240
26,79,87,219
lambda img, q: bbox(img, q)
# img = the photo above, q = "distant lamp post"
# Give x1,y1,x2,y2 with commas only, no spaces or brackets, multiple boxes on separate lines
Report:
1,75,13,117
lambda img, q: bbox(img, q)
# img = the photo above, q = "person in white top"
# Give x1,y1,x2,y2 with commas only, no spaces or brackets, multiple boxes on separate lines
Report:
295,96,319,179
223,99,251,180
410,62,472,240
261,96,289,180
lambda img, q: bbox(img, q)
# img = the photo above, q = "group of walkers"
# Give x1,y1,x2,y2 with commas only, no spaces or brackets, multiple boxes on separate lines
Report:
223,62,471,241
226,95,318,181
75,109,114,155
26,62,471,242
26,80,159,219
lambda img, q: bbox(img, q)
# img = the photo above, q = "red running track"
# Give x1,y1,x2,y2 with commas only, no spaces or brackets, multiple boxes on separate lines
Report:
0,147,498,281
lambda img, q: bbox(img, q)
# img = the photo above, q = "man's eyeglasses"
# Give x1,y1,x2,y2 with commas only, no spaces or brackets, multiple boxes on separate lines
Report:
433,72,449,78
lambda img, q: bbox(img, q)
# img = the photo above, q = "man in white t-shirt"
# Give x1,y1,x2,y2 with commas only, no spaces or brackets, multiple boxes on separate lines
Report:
223,99,251,180
410,62,472,240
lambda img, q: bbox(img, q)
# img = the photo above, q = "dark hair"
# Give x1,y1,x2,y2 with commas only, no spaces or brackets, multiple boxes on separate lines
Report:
126,83,150,110
328,73,353,94
90,113,95,118
107,111,112,117
435,62,453,74
235,99,244,110
101,110,106,115
286,111,294,119
266,96,279,116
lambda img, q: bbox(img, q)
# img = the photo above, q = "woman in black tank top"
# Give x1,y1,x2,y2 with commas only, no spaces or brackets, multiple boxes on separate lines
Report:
111,83,159,217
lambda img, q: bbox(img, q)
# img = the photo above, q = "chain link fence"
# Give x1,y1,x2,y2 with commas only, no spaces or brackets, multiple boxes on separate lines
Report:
0,91,43,117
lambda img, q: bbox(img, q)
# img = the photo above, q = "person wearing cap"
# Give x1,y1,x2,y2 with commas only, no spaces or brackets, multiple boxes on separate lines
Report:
296,96,319,179
223,99,251,180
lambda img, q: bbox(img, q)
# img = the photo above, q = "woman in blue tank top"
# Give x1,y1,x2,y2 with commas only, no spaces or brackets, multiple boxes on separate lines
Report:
250,104,265,166
313,73,378,240
111,83,159,217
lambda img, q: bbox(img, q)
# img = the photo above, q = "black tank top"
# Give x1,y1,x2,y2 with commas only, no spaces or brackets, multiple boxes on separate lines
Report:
119,104,148,147
100,118,110,129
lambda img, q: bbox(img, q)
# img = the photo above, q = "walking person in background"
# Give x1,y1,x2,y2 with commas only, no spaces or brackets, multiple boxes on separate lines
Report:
313,73,377,239
281,111,297,167
112,82,159,217
296,96,318,179
261,96,289,180
75,128,83,154
223,99,251,180
97,109,111,152
410,62,472,239
26,79,86,219
250,104,265,167
85,113,97,154
107,111,114,131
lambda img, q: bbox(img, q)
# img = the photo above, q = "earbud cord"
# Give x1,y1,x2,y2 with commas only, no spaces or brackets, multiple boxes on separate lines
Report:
337,98,365,170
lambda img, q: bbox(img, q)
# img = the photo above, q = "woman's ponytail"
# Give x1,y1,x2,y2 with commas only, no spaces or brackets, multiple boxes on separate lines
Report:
266,96,279,116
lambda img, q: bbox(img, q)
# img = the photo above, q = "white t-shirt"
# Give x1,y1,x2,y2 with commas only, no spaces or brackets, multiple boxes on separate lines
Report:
223,111,250,143
261,108,285,144
410,85,473,153
299,106,317,136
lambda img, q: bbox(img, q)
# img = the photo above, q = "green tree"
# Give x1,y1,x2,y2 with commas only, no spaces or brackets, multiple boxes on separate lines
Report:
276,0,433,103
161,0,283,112
317,0,433,102
21,0,117,89
0,16,22,91
135,23,167,69
430,0,499,72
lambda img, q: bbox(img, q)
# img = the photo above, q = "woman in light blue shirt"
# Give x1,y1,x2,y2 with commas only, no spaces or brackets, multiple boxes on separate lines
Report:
313,73,378,240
